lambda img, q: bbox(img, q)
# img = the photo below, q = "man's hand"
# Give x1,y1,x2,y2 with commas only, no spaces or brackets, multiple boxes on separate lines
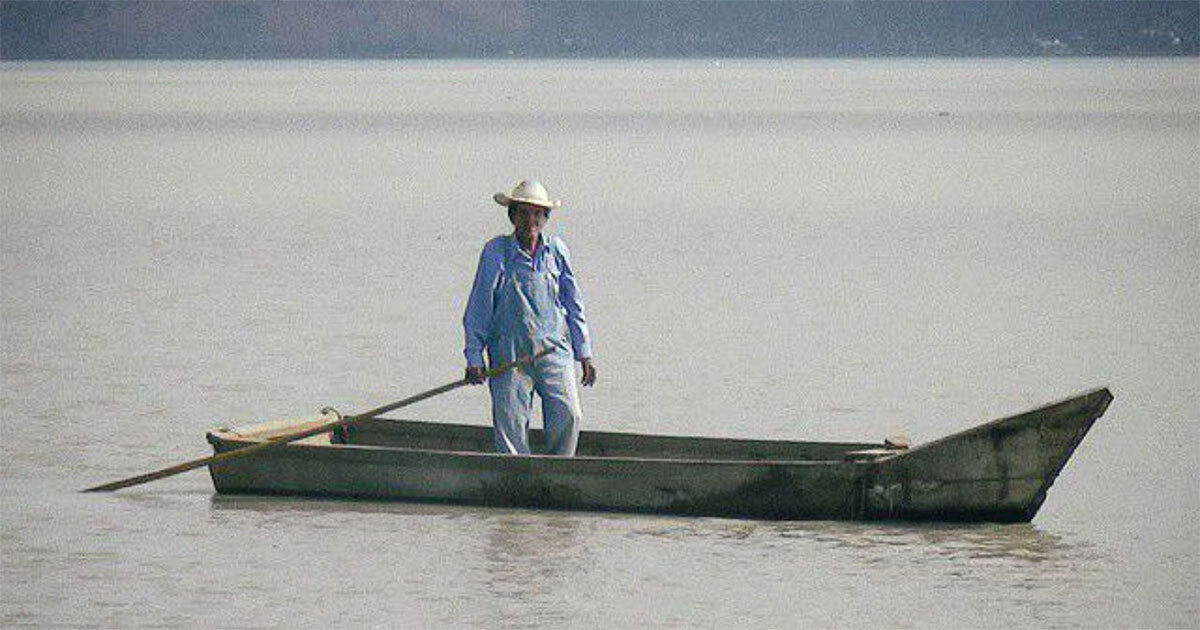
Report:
580,358,597,387
465,366,487,385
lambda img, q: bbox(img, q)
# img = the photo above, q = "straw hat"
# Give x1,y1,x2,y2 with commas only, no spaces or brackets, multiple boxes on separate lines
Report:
492,179,561,209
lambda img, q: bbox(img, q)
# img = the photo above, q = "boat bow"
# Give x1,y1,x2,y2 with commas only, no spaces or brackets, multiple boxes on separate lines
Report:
855,387,1113,521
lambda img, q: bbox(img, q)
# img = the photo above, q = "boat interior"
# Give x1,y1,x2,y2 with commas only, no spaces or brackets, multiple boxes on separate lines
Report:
212,416,889,462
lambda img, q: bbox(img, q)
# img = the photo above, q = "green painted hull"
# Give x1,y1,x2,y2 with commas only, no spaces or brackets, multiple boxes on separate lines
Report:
207,388,1112,522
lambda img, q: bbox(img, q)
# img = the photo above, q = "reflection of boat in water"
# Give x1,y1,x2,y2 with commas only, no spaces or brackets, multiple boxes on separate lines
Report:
206,388,1112,522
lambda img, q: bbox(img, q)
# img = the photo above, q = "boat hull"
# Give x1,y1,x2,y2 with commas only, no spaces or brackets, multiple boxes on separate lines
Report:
855,387,1112,521
206,388,1112,522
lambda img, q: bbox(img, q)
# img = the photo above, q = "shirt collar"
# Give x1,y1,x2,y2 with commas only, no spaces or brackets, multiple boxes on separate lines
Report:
509,232,550,259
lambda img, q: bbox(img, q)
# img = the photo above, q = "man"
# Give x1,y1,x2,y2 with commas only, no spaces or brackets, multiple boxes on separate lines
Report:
463,179,597,456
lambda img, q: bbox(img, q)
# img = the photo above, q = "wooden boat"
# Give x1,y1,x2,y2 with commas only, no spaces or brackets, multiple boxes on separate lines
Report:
206,387,1112,522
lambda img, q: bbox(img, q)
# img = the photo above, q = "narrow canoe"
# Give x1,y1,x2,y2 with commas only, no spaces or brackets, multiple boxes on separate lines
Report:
206,387,1112,522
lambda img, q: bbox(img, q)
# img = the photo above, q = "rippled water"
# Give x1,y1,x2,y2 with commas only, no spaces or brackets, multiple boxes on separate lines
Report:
2,59,1197,628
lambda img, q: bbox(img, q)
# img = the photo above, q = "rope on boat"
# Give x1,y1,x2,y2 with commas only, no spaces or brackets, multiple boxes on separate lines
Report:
321,406,349,443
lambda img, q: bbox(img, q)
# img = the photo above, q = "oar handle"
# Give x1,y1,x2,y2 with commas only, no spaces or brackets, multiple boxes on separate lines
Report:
82,346,555,493
350,346,554,420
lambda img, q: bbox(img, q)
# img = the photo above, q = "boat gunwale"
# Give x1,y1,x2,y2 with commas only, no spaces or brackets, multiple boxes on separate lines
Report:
206,433,1064,485
897,386,1112,459
205,431,880,468
206,387,1112,472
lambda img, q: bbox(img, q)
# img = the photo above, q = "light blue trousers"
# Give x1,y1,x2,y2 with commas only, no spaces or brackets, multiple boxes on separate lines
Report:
488,350,581,455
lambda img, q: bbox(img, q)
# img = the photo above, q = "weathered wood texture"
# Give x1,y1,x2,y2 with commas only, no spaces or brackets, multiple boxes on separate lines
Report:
207,388,1112,522
857,387,1113,521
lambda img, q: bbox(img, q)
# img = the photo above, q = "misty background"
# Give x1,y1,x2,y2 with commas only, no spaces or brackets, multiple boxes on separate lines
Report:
2,0,1197,60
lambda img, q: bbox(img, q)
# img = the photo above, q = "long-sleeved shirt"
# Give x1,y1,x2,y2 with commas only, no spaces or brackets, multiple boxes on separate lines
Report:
463,233,593,368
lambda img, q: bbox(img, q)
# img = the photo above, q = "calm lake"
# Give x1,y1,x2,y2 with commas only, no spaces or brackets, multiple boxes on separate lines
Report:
1,59,1197,628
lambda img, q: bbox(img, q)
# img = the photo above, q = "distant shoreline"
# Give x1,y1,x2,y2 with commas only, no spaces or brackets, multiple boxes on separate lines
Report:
4,1,1196,61
3,55,1198,64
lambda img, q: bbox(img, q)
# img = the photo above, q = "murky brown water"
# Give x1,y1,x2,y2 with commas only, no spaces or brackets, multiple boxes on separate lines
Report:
2,59,1197,628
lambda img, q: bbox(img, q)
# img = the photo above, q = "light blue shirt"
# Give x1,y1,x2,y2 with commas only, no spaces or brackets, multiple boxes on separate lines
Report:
463,234,593,368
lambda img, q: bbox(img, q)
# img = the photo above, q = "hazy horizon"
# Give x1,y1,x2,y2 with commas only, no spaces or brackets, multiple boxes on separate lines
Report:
3,0,1197,60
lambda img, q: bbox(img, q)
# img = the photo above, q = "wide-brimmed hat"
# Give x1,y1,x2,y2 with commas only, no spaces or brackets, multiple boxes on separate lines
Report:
492,179,561,209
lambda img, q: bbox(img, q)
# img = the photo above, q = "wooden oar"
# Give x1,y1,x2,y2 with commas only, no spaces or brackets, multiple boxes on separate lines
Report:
82,347,554,493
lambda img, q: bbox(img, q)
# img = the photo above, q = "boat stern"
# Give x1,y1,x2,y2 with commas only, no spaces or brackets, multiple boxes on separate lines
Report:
205,418,335,493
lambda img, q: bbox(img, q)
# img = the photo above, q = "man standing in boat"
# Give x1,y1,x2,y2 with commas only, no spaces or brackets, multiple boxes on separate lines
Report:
463,179,597,456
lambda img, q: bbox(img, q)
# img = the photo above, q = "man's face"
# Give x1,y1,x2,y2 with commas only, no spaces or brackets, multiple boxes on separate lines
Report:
510,203,549,241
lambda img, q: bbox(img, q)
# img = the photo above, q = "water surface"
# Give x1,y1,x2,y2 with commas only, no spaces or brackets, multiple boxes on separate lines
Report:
2,59,1197,628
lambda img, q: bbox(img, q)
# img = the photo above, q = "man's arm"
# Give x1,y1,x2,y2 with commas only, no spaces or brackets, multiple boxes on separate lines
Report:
554,238,597,386
463,240,502,382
